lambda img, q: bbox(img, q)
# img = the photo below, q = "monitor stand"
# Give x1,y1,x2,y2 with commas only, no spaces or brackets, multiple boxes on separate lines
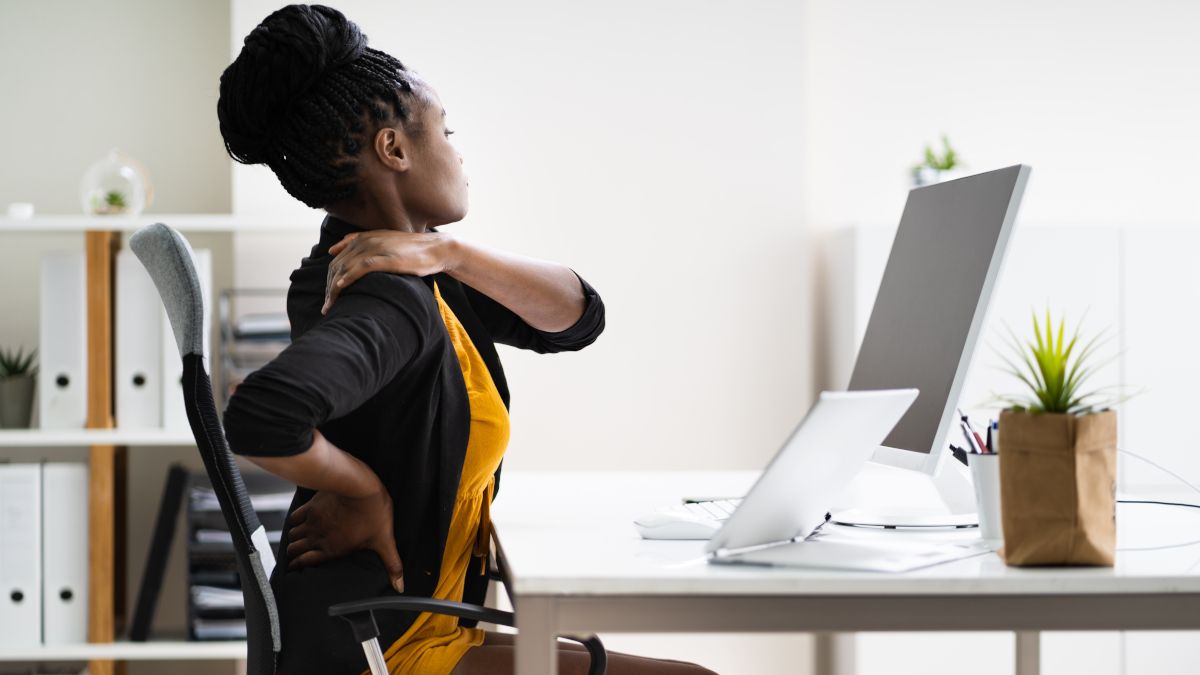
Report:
829,443,979,529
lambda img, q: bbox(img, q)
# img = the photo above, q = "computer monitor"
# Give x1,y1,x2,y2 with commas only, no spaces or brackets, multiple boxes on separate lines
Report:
848,164,1030,477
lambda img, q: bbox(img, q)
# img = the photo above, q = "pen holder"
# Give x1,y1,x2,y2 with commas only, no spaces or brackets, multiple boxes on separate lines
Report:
968,453,1003,550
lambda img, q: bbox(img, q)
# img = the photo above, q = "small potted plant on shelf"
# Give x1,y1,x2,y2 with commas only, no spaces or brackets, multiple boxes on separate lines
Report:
910,134,964,186
0,346,37,429
990,310,1134,566
98,189,128,215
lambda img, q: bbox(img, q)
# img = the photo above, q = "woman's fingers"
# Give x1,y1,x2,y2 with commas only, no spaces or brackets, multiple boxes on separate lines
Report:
286,535,316,559
322,264,341,315
322,253,379,314
327,232,361,256
286,502,309,526
373,536,405,594
288,548,329,570
287,521,310,542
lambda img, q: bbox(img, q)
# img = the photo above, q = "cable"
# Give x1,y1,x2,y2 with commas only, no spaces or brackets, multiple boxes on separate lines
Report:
1117,499,1200,511
1114,448,1200,551
1118,448,1200,506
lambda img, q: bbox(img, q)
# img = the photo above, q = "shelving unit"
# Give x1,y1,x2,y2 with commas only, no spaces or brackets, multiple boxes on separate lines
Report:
0,213,306,673
0,214,311,233
0,429,196,447
0,639,248,662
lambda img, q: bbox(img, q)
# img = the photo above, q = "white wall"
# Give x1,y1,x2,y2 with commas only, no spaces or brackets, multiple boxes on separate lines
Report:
799,0,1200,235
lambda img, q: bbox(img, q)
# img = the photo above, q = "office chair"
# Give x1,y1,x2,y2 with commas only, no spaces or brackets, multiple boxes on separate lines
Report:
129,222,606,675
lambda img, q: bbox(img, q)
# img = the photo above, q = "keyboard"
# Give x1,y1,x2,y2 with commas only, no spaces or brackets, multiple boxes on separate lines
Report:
681,498,742,521
633,498,745,540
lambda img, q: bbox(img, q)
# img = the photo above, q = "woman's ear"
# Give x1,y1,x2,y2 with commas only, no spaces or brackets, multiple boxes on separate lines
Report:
373,126,412,173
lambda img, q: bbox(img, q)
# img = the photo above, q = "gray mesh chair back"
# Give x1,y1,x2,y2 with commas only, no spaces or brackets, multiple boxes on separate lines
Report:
130,223,280,675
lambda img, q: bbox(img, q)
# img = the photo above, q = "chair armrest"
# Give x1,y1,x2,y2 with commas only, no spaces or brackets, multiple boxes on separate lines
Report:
329,596,607,675
328,596,515,630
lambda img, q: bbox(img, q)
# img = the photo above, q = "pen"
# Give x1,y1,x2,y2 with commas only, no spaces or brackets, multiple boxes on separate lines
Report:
969,418,988,455
957,416,982,454
957,408,986,454
986,422,994,454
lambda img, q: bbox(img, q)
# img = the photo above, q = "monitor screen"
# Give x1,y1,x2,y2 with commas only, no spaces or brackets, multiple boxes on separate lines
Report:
847,165,1029,458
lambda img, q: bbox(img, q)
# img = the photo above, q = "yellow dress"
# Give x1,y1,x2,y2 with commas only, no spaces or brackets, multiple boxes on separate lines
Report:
366,279,510,675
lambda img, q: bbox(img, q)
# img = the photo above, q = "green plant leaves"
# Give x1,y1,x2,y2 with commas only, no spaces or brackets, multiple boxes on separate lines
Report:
913,134,960,173
992,309,1128,415
0,346,37,378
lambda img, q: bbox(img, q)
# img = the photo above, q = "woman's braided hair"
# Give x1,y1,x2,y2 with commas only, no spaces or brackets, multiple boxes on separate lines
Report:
217,4,426,209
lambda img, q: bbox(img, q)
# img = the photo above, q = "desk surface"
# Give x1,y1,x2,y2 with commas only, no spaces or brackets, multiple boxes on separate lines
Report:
490,470,1200,597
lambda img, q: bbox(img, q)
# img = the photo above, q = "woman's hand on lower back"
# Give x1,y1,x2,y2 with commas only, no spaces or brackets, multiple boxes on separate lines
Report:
285,480,406,593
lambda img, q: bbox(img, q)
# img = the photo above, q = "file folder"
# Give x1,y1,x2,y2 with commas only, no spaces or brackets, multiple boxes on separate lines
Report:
116,250,164,429
162,248,211,432
38,253,87,429
130,463,187,641
41,462,89,645
0,463,42,646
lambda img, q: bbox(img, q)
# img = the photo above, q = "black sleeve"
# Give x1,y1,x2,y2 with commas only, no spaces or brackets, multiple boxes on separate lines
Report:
460,268,606,354
222,272,431,457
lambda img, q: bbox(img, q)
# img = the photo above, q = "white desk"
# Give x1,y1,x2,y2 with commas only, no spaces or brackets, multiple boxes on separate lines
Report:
490,470,1200,675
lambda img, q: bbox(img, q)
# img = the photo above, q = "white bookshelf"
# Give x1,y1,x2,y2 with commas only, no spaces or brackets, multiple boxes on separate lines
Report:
0,214,312,233
0,639,246,661
0,428,196,447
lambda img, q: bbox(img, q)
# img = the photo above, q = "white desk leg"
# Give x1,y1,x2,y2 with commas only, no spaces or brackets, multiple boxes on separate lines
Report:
1016,631,1040,675
516,596,558,675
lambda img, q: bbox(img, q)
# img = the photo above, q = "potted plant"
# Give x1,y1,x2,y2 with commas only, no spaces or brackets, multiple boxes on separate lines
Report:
910,134,965,186
79,148,153,216
0,346,37,429
991,310,1129,566
99,189,128,215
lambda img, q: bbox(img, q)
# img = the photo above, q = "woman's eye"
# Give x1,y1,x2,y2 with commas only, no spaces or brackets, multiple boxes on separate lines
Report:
444,128,455,137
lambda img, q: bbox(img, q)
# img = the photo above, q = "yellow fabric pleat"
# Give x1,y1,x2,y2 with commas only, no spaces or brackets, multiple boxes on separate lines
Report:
365,279,511,675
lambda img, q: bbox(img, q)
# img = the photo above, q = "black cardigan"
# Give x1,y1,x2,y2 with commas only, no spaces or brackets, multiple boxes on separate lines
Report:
221,213,605,672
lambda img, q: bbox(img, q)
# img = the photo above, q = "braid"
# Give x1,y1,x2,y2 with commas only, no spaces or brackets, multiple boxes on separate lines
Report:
217,5,428,209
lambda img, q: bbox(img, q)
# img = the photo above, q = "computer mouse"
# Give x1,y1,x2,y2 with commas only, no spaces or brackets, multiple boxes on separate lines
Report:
633,508,721,540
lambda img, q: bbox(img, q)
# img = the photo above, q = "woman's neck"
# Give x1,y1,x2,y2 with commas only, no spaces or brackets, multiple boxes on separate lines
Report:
325,201,428,233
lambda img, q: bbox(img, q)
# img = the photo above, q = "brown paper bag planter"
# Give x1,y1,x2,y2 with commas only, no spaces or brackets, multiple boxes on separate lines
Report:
997,408,1117,566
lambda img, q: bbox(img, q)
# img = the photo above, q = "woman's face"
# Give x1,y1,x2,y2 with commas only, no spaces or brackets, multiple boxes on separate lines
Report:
398,87,468,226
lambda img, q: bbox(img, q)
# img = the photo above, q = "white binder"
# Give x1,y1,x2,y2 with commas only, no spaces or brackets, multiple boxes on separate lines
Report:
0,464,42,646
116,250,163,429
38,253,88,429
162,248,211,432
41,462,89,645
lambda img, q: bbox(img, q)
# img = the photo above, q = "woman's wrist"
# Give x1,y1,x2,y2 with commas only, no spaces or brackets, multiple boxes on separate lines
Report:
438,231,467,275
244,428,384,498
313,431,385,498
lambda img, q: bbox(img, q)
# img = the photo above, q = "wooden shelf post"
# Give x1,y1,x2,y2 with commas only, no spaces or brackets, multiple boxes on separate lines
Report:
85,230,118,675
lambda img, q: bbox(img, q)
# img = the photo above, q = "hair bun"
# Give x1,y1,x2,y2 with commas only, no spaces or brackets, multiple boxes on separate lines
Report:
218,4,368,164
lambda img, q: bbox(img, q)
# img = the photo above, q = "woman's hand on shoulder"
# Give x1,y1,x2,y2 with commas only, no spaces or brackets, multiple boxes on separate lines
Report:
285,473,407,593
322,229,462,315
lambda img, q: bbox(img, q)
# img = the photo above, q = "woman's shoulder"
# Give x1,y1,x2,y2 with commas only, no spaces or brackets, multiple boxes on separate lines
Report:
339,271,434,310
319,272,442,347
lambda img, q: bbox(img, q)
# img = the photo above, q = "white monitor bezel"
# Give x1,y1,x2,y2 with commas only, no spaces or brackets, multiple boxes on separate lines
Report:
862,165,1032,477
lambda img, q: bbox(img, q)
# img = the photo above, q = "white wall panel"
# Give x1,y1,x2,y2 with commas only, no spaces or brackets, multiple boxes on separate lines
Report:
1122,227,1200,490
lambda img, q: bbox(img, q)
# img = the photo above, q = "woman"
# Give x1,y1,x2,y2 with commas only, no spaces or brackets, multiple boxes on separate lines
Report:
217,5,715,675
